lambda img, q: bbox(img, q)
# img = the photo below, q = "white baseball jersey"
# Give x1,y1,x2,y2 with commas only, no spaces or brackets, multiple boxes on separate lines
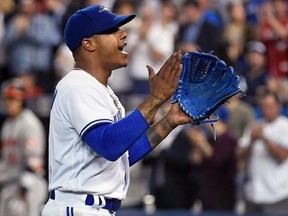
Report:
48,69,129,200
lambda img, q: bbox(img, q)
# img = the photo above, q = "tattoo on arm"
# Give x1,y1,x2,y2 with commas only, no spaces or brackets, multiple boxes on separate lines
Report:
146,116,174,149
147,130,162,149
145,105,160,125
137,95,163,124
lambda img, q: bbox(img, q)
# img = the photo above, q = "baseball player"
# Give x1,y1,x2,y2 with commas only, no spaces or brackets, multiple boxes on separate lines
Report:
0,78,47,216
41,5,192,216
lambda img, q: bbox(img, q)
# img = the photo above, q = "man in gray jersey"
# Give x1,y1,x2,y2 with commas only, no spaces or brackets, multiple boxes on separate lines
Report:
0,78,47,216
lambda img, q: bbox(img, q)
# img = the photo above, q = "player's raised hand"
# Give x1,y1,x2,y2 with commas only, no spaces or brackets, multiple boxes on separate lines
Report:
147,50,182,103
138,51,182,124
164,103,192,127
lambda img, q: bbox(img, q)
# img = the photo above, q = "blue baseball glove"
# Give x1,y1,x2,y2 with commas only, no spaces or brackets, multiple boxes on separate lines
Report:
171,51,243,126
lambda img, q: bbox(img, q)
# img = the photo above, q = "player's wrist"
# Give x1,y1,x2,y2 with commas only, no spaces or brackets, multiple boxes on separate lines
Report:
148,94,165,105
163,113,178,130
138,95,163,124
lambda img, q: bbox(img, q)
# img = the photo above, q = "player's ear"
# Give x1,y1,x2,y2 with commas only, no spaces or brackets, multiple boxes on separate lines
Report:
82,38,96,51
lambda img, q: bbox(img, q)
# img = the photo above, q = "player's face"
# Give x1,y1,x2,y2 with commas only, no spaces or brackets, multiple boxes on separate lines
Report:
93,28,129,71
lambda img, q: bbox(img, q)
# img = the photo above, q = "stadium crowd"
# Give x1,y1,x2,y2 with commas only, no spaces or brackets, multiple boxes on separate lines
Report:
0,0,287,215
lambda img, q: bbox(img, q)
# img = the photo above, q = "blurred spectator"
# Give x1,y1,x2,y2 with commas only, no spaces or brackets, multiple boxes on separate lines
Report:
52,1,93,86
240,41,269,107
0,78,47,216
213,0,235,26
112,0,138,16
96,0,116,10
44,0,69,30
176,0,223,53
150,125,203,210
4,0,61,92
238,90,288,215
198,0,224,28
221,1,256,69
139,102,203,211
16,74,52,117
53,42,74,82
225,95,255,214
244,0,266,26
61,0,114,33
267,77,288,113
159,0,179,38
147,104,239,212
257,0,288,78
17,74,43,99
127,3,175,95
226,95,255,140
190,106,238,212
0,0,15,83
60,0,84,32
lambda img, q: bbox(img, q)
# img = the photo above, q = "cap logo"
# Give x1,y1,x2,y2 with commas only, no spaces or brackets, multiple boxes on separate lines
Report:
99,6,110,13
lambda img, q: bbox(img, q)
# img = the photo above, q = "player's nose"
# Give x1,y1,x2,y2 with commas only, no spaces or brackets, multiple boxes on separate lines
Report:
118,29,127,40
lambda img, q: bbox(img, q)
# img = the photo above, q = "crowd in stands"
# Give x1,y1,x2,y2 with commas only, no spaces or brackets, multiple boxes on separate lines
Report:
0,0,288,215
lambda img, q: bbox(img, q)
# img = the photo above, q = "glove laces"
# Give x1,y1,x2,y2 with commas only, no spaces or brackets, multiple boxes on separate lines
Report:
191,113,219,141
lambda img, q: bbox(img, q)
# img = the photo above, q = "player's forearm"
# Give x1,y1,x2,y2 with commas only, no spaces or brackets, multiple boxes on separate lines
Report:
128,117,176,166
137,95,164,125
146,115,175,149
129,110,185,166
128,135,152,166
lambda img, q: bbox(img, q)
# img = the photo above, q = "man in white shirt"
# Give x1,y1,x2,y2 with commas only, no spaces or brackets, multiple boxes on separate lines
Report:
127,4,175,95
238,90,288,215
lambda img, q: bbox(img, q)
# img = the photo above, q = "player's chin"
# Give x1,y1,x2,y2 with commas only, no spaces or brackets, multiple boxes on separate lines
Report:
118,52,129,67
118,62,128,69
112,60,128,70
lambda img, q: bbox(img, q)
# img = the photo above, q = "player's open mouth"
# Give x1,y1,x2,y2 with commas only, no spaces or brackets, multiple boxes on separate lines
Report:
118,42,127,54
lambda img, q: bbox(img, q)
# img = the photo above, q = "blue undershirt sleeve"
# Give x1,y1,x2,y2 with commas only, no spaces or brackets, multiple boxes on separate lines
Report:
128,134,152,166
82,109,150,161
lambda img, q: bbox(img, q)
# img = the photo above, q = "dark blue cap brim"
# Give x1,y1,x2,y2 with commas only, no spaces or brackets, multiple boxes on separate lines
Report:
97,14,136,34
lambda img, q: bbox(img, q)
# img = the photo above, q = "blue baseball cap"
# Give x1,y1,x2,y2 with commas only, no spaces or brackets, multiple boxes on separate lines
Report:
64,5,136,51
